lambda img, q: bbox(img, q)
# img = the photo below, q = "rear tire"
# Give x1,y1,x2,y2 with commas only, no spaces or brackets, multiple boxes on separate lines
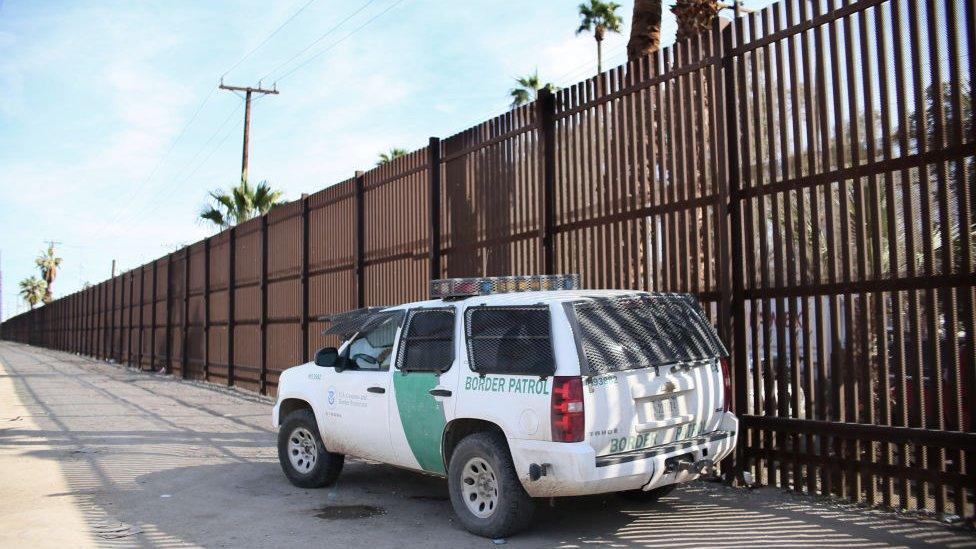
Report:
618,483,676,503
448,432,534,538
277,409,344,488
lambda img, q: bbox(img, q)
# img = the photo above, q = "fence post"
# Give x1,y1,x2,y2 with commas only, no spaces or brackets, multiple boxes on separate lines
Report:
86,286,92,356
92,284,98,356
204,238,211,380
428,137,442,283
355,170,366,308
85,286,92,356
89,286,94,354
97,282,103,357
127,271,134,366
72,292,78,352
96,284,101,355
74,292,79,352
74,293,78,351
104,281,110,357
165,255,173,374
721,12,748,480
111,273,118,361
66,295,71,351
300,193,310,362
181,246,190,378
101,280,108,358
537,87,557,275
227,226,236,387
138,267,144,368
150,260,158,371
87,286,93,355
260,214,269,395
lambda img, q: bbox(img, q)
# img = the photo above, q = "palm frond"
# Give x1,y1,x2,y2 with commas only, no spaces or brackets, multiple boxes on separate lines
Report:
510,88,532,108
200,177,285,228
254,181,284,214
199,206,227,228
376,148,408,166
577,0,623,35
509,70,557,108
18,276,47,309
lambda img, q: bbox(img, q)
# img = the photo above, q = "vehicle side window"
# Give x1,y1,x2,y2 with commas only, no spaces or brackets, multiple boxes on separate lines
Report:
343,315,402,371
396,308,456,372
464,306,555,376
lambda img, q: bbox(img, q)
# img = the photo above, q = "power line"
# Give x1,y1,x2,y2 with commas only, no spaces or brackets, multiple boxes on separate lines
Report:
221,0,320,79
85,102,242,244
122,92,277,235
259,0,379,82
171,102,244,183
103,103,244,232
96,118,244,243
86,86,217,239
274,0,407,84
552,42,628,86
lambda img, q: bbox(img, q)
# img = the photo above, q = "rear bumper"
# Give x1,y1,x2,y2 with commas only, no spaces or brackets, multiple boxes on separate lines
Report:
509,412,738,497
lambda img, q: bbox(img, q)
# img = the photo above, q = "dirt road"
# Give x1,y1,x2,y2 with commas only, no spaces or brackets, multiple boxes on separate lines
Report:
0,341,972,548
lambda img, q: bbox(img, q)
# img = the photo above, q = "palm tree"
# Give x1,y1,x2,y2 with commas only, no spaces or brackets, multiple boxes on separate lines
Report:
577,0,623,74
671,0,723,42
509,70,559,108
376,148,408,166
35,245,62,303
627,0,662,61
199,177,284,229
19,277,46,310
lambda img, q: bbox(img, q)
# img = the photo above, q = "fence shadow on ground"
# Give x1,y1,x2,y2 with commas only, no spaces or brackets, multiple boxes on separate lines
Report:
2,344,974,548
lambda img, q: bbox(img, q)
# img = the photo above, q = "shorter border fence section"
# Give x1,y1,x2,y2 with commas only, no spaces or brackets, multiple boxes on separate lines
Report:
3,0,974,523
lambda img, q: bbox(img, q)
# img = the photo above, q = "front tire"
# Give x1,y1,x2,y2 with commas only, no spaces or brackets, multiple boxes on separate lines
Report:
448,432,534,538
277,409,344,488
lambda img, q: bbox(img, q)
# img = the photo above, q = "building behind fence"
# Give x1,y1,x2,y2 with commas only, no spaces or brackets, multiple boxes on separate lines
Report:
3,0,974,521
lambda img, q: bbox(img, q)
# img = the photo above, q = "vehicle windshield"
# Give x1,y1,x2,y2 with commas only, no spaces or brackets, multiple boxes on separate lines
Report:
569,294,726,375
344,313,404,370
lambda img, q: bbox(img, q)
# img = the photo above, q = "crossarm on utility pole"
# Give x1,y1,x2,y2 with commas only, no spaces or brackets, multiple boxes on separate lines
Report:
218,82,279,182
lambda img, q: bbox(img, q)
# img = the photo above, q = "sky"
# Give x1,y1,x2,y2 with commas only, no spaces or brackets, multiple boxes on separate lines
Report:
0,0,774,320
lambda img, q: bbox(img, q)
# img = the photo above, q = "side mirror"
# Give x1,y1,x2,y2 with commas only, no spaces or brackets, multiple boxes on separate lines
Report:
314,347,339,368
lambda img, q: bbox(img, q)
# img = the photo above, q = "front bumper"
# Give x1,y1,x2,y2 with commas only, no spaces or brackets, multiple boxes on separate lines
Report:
509,412,738,497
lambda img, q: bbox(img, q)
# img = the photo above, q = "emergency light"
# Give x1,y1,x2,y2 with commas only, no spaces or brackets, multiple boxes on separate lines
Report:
430,274,580,299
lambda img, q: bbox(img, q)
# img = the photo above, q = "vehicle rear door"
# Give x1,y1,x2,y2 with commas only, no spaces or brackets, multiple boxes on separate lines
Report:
565,294,727,458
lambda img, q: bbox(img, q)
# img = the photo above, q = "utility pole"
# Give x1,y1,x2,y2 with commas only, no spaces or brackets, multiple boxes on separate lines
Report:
218,81,279,182
111,259,116,278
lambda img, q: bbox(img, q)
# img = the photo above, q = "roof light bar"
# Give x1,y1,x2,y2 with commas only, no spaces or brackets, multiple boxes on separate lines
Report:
430,274,580,299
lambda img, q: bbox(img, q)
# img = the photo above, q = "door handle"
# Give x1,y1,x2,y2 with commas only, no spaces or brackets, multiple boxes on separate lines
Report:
428,388,452,397
367,386,386,394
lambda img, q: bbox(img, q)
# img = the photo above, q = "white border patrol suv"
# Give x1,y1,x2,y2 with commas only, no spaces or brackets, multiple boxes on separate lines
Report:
273,275,737,538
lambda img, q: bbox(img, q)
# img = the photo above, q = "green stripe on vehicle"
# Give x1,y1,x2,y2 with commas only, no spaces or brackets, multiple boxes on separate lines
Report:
392,372,446,474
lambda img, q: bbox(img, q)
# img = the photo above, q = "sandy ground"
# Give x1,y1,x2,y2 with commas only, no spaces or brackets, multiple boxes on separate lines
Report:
0,340,973,549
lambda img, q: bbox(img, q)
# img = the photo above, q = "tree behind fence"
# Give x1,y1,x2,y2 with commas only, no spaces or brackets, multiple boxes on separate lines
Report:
3,0,973,521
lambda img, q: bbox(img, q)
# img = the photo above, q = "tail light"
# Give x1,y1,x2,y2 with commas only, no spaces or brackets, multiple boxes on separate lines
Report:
551,376,585,442
719,357,732,412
